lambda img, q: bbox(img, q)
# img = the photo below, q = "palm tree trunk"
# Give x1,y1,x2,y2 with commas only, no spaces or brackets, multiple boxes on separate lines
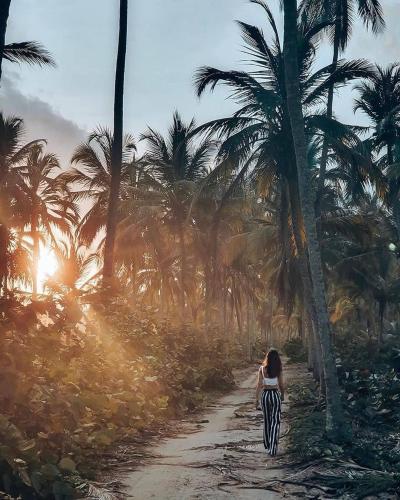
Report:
103,0,128,281
378,300,386,344
305,304,314,371
0,0,11,83
283,0,346,441
178,222,187,319
234,293,243,340
31,213,39,298
246,294,251,360
288,179,324,388
315,5,341,218
204,260,212,326
0,224,8,296
387,143,400,241
223,281,228,336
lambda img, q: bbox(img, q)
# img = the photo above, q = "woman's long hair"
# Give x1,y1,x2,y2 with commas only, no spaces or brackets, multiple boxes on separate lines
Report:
262,349,282,378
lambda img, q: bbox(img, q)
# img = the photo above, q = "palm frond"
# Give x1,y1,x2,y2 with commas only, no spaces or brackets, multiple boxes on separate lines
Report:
3,42,56,67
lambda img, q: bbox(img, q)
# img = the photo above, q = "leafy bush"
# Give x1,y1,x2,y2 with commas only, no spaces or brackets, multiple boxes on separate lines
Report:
336,330,400,430
0,294,237,498
287,329,400,498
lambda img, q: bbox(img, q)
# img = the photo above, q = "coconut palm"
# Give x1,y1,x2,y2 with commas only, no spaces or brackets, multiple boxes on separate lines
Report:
16,144,77,296
139,111,215,317
282,0,346,441
48,237,100,295
0,0,54,82
62,128,136,249
331,205,400,343
103,0,128,282
194,3,373,238
0,0,11,81
0,113,43,295
195,0,362,440
354,63,400,239
300,0,385,211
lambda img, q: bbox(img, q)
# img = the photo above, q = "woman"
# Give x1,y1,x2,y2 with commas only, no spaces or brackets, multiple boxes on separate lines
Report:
255,349,284,456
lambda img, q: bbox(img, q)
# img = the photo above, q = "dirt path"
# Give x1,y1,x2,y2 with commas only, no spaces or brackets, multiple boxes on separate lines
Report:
122,362,300,499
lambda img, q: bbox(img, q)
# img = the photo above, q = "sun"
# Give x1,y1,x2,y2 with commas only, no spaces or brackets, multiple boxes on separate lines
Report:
37,246,59,290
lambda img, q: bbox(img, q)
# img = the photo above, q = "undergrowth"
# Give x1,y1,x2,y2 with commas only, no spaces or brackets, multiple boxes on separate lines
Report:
0,293,243,499
286,331,400,499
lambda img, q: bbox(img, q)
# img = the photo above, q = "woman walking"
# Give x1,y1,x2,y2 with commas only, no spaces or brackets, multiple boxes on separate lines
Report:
255,349,285,456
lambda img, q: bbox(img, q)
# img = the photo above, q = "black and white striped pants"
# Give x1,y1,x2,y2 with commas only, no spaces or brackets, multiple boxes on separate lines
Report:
261,389,281,456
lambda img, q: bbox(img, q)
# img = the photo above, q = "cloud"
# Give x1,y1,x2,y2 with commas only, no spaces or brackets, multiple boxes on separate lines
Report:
0,75,86,166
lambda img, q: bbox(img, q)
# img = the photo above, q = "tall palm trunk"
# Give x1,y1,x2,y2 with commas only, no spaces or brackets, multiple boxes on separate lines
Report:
31,212,39,298
0,0,11,83
316,6,341,217
222,279,228,336
387,143,400,241
288,180,325,388
103,0,128,281
0,225,8,296
378,300,386,344
283,0,346,441
204,260,212,326
178,222,187,319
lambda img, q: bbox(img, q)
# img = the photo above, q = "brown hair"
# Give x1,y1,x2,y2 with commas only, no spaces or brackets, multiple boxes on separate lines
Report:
262,349,282,378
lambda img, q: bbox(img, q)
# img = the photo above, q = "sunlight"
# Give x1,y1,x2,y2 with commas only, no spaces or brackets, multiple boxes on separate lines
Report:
37,246,58,291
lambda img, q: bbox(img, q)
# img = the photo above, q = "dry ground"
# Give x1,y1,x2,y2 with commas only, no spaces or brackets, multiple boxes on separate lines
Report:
120,363,304,499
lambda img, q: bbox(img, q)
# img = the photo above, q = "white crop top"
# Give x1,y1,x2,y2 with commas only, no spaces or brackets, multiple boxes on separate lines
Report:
260,366,278,386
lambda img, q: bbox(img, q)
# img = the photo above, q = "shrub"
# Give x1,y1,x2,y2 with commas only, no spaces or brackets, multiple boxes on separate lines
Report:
0,294,237,498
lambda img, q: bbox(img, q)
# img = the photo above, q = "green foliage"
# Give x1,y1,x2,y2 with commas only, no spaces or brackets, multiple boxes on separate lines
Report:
336,331,400,427
282,338,307,363
289,330,400,497
286,380,334,461
316,469,400,500
0,295,236,498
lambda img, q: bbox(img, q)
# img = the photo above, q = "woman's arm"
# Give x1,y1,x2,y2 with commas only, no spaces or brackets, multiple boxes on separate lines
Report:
278,373,285,401
255,368,263,408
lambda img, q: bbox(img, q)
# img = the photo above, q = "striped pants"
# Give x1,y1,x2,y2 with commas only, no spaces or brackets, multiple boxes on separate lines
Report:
261,389,281,456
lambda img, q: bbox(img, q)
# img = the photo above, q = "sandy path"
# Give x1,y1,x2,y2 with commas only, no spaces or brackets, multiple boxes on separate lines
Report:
123,363,296,499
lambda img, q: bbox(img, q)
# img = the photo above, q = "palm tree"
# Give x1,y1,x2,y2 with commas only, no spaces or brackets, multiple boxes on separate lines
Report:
103,0,128,282
139,111,214,317
16,144,77,297
282,0,346,441
62,128,135,249
0,0,54,83
0,0,11,82
300,0,385,211
326,200,400,343
0,113,42,295
116,215,179,313
194,0,373,433
49,237,99,295
354,64,400,239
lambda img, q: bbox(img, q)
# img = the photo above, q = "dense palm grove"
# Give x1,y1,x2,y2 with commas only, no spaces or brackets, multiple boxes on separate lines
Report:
1,0,400,498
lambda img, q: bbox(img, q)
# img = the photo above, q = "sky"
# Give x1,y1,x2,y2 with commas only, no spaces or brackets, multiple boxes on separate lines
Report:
1,0,400,165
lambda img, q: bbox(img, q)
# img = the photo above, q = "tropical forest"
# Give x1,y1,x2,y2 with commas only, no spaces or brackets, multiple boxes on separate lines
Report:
1,0,400,498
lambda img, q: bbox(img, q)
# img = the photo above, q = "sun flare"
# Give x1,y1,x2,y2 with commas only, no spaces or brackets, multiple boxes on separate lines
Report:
37,247,58,289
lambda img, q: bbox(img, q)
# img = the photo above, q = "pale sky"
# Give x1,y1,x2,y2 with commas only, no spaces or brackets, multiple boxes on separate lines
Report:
1,0,400,164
